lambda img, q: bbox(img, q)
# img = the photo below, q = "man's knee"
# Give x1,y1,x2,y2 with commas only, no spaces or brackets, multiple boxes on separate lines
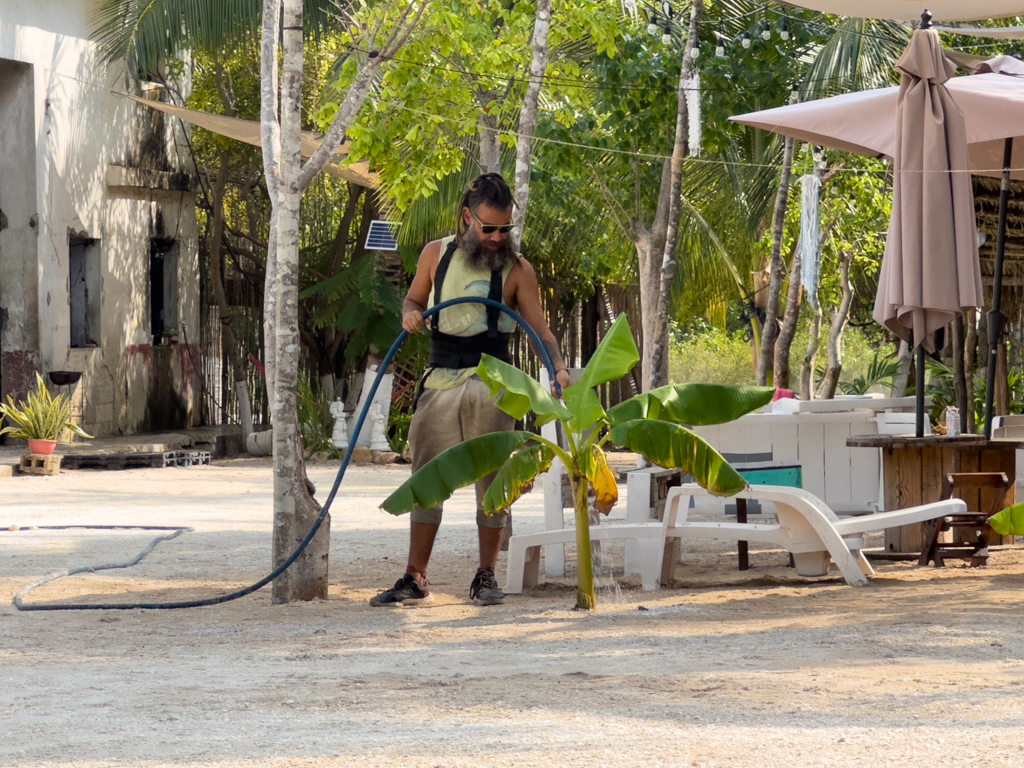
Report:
411,505,443,526
477,508,508,529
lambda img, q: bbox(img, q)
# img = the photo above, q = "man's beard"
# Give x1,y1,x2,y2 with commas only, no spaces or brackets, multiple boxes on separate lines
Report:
461,227,515,272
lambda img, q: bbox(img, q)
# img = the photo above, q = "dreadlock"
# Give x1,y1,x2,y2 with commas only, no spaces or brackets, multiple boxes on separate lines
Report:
456,173,515,241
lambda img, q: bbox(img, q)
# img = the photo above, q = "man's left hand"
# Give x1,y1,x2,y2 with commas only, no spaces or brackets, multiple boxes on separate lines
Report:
553,368,572,396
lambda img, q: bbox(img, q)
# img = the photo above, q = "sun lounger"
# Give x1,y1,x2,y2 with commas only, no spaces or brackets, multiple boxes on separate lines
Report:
504,484,966,592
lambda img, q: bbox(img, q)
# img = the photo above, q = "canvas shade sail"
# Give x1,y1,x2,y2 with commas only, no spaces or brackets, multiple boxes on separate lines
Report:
778,0,1024,21
730,72,1024,180
117,92,378,188
937,25,1024,39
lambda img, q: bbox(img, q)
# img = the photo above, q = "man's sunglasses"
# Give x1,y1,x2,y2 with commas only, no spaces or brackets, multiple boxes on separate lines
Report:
470,208,514,235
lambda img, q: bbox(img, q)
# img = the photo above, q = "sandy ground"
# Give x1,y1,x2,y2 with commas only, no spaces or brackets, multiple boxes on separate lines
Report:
2,456,1024,767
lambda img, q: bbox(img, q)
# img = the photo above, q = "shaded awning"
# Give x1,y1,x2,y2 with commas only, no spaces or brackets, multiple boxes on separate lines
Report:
117,92,378,188
937,25,1024,40
779,1,1024,21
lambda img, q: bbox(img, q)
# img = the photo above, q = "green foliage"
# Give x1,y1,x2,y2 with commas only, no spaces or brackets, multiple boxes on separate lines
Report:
301,252,404,360
608,419,747,497
561,314,640,432
0,374,92,442
382,317,768,608
476,355,572,426
670,325,756,385
381,431,535,515
482,443,555,515
840,351,901,396
297,375,338,457
989,502,1024,537
387,405,412,456
606,383,775,428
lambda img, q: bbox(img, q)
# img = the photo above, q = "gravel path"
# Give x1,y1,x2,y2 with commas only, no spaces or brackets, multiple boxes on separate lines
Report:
2,458,1023,767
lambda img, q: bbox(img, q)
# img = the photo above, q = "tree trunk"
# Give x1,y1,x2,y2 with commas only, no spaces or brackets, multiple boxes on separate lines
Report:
891,339,912,397
774,234,801,391
208,146,255,445
953,316,970,428
260,0,421,603
633,187,669,392
477,109,502,174
511,0,550,248
572,474,595,610
648,0,703,392
816,250,854,400
800,305,821,400
268,0,328,603
757,127,797,386
964,309,978,433
580,288,600,366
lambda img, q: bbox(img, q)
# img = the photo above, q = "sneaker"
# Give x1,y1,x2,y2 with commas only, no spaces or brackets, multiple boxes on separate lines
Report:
369,573,433,607
469,568,505,606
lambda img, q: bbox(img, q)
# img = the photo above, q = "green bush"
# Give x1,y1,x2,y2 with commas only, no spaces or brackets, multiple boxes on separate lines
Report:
387,405,413,455
669,328,755,385
297,375,339,458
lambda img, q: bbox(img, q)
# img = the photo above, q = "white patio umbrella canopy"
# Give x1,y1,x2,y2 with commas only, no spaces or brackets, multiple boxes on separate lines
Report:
730,72,1024,180
779,0,1024,21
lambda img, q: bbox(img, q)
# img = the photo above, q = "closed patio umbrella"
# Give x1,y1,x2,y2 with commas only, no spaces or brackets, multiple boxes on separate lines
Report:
731,25,1024,437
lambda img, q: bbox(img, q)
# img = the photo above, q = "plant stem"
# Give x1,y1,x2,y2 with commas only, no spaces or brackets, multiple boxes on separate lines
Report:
572,475,596,610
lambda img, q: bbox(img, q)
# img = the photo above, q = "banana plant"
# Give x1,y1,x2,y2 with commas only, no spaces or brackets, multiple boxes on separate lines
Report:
381,315,775,609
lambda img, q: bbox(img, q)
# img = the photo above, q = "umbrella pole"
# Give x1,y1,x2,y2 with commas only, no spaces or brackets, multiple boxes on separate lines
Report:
984,137,1014,439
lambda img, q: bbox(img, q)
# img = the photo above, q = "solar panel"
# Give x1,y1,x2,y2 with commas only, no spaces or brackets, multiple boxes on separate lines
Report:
365,220,401,251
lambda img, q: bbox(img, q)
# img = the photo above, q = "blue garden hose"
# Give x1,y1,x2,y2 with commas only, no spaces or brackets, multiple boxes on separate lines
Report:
14,297,559,611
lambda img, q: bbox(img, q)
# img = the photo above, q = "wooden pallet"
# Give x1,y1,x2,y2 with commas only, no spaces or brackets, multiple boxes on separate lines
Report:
19,453,63,476
61,450,213,471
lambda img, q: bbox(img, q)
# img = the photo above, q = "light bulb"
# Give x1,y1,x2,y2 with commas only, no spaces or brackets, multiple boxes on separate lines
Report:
648,22,658,34
761,26,771,40
780,22,790,41
741,32,751,49
662,31,672,45
690,42,699,59
716,39,725,56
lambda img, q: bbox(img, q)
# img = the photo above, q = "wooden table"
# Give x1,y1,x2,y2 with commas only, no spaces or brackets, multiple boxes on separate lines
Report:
845,435,1024,554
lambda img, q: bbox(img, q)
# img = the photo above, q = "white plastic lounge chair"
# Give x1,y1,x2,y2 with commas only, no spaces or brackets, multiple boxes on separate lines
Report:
504,483,966,592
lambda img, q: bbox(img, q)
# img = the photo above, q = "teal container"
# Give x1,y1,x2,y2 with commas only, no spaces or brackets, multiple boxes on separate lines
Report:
737,465,802,489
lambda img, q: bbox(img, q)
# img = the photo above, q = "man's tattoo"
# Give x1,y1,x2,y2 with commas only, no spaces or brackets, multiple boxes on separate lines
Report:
542,339,566,371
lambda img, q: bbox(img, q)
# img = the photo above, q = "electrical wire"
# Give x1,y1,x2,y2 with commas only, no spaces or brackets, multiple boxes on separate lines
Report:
12,297,559,611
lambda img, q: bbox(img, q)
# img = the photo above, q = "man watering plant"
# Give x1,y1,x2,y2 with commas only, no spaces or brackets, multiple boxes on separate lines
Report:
370,173,572,607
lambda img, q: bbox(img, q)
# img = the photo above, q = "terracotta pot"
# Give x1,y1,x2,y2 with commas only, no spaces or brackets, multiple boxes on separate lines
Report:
28,439,58,456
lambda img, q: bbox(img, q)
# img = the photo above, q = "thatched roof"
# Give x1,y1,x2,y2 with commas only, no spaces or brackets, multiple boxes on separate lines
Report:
974,176,1024,317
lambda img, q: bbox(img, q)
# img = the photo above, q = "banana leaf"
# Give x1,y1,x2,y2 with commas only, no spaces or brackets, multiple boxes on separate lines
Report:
562,382,606,434
608,419,746,497
989,502,1024,537
381,430,535,515
476,355,572,427
559,315,639,432
482,443,554,515
606,383,775,428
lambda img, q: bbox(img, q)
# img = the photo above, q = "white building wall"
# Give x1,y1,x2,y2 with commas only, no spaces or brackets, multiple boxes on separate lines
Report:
0,0,200,436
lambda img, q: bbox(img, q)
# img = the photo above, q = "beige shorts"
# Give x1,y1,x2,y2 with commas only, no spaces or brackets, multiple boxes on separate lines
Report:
408,377,515,528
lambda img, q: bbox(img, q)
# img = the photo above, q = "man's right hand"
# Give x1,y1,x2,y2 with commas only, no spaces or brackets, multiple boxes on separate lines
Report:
403,310,426,334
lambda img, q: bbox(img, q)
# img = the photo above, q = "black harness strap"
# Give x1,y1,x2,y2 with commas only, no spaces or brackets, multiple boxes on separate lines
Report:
426,239,510,374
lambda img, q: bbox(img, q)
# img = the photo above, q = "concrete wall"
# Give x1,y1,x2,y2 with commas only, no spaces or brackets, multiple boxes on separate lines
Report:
0,0,200,436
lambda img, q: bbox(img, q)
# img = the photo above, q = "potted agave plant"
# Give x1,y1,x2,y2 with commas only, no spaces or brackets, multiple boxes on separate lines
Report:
382,315,774,609
0,373,92,455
